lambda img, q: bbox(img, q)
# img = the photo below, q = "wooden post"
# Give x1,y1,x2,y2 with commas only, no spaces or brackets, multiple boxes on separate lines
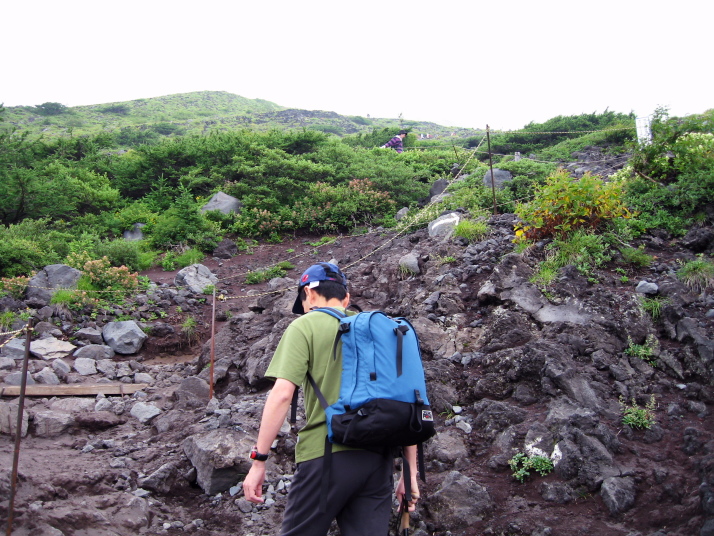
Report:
209,287,216,400
7,319,32,536
486,125,498,215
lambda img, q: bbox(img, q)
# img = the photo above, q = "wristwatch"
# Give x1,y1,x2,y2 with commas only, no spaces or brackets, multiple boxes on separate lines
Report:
250,446,269,461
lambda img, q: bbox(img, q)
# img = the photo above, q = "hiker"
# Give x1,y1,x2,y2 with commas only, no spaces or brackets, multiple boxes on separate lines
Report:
242,262,419,536
381,130,408,153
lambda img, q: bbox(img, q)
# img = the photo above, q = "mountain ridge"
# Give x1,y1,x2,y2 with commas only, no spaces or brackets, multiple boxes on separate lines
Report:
2,90,479,140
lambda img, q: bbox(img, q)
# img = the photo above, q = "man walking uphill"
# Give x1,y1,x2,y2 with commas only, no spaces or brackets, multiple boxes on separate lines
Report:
381,130,408,153
242,262,419,536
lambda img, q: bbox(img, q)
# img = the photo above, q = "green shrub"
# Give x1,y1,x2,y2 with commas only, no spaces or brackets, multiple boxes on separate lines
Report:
540,230,611,277
453,219,489,242
0,275,30,300
161,252,177,271
620,394,657,430
514,170,632,242
677,257,714,292
619,245,653,267
625,334,658,365
0,311,16,331
145,188,221,252
639,295,670,321
245,262,295,284
508,452,554,483
176,248,205,268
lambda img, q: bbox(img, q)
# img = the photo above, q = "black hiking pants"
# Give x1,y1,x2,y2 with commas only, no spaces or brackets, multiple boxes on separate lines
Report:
280,449,394,536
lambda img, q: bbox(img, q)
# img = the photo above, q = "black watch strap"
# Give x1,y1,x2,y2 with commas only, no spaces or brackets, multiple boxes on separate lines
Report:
250,446,269,461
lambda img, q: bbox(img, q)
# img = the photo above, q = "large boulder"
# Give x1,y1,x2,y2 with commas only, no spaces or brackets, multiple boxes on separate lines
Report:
102,321,148,355
25,264,82,307
174,264,218,294
200,191,242,215
183,429,254,494
482,168,513,189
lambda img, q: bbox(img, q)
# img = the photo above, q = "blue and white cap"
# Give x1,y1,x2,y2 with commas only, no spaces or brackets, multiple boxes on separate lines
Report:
292,262,348,314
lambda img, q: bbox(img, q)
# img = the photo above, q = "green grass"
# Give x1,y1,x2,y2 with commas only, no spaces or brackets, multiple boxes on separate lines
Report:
677,257,714,292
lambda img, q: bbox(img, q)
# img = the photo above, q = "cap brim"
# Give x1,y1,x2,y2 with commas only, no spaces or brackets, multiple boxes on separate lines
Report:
292,290,305,315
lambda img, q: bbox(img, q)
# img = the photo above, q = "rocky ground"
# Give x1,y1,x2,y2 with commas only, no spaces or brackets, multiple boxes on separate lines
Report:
2,180,714,535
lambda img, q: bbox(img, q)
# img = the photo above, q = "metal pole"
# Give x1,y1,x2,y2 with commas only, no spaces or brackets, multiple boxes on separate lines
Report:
486,125,497,215
6,319,33,536
209,288,216,400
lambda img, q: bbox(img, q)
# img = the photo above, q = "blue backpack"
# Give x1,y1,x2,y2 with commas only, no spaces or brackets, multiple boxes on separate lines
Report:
290,307,435,512
306,308,436,449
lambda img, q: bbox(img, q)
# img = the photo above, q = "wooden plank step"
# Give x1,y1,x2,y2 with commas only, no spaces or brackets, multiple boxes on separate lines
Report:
0,383,149,397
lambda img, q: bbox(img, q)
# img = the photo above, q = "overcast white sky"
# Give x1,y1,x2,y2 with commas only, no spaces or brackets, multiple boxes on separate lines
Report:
2,0,710,130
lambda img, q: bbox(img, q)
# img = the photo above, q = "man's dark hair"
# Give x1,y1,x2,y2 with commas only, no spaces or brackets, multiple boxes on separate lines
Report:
298,280,348,304
399,130,408,135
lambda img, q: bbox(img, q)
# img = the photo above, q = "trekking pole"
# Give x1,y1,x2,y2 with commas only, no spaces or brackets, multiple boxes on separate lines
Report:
399,496,411,536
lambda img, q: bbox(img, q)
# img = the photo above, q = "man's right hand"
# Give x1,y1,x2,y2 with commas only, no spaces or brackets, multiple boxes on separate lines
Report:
243,462,266,503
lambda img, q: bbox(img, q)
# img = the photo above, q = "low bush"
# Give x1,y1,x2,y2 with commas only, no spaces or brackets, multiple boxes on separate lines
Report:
508,452,554,483
620,395,657,430
514,170,632,242
677,256,714,292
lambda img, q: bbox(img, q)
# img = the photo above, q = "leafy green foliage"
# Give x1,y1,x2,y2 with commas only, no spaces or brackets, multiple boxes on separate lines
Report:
34,102,68,116
508,452,554,483
453,219,489,242
639,295,670,321
618,245,653,267
625,334,658,365
487,111,635,157
515,170,631,241
144,188,220,252
0,275,30,300
677,256,714,292
620,395,657,430
623,109,714,235
245,262,295,284
541,230,612,278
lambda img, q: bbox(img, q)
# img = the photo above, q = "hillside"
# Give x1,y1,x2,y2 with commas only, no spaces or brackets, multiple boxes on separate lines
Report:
2,90,479,141
1,212,713,536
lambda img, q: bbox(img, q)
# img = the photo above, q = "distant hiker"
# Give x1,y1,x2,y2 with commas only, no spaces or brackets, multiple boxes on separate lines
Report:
242,262,419,536
381,130,408,153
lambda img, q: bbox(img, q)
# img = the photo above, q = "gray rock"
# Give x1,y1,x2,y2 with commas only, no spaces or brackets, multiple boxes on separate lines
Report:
174,264,218,294
482,168,513,189
102,321,148,355
96,359,117,379
0,400,29,437
600,476,636,515
635,281,659,295
428,213,460,239
0,338,27,360
134,372,153,384
183,428,254,494
33,410,74,437
34,367,60,385
173,376,211,409
212,239,238,259
4,371,35,386
130,401,162,424
0,356,14,370
395,207,410,221
25,264,82,307
29,337,77,360
139,462,180,494
73,327,104,345
73,357,98,376
200,191,242,215
399,253,421,275
123,222,146,241
74,344,115,360
425,471,493,530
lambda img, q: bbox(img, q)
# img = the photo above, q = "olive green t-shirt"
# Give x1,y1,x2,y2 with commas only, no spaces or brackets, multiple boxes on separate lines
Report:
265,308,356,463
